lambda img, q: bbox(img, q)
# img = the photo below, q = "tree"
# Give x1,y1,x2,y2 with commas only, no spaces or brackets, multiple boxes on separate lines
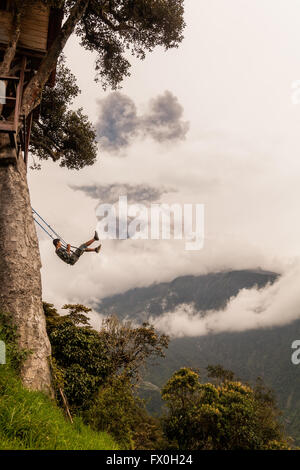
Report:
0,0,185,392
44,303,169,409
30,56,97,170
44,302,169,449
44,303,112,409
206,364,236,384
98,315,169,381
84,373,167,450
161,367,291,450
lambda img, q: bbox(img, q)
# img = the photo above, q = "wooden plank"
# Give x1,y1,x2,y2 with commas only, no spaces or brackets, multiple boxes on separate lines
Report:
19,36,47,47
26,13,49,21
20,24,49,35
0,123,15,132
24,14,49,25
22,16,50,28
20,31,48,41
0,35,9,44
0,97,16,101
18,37,48,51
29,3,49,15
0,76,19,80
0,2,50,52
20,27,49,39
20,21,49,32
0,10,11,21
19,29,48,51
0,43,45,58
22,4,49,30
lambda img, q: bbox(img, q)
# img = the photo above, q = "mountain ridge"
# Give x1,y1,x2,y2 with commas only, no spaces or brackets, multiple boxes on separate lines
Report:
96,269,278,322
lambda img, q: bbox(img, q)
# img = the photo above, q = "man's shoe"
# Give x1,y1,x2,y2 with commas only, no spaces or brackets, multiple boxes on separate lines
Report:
94,231,99,241
95,244,102,253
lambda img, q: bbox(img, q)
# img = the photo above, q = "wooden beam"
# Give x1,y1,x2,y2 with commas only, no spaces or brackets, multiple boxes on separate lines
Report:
0,76,19,80
13,56,26,132
24,111,32,171
0,44,46,59
0,121,15,132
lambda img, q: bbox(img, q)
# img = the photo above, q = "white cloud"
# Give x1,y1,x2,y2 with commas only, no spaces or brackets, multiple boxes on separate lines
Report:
151,261,300,337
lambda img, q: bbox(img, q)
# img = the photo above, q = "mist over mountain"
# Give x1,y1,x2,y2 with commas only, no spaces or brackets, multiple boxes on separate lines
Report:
97,269,278,322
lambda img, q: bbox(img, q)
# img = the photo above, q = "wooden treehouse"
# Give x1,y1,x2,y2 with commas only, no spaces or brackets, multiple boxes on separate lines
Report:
0,0,63,166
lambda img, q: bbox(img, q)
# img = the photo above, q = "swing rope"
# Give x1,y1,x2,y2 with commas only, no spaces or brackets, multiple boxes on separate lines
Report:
32,208,79,251
32,208,67,245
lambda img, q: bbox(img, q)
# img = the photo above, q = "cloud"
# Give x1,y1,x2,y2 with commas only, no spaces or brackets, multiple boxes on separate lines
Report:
71,183,181,241
95,93,139,153
95,91,189,153
71,183,176,204
142,91,190,142
151,262,300,338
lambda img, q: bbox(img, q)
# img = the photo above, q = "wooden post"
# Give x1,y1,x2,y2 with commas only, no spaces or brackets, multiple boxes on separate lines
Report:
14,56,26,133
0,57,27,165
24,111,32,170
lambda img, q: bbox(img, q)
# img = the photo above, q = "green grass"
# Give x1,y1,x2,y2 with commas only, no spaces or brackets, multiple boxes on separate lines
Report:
0,366,119,450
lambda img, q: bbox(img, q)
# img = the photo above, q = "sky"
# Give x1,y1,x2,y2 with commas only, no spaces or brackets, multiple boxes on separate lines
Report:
28,0,300,334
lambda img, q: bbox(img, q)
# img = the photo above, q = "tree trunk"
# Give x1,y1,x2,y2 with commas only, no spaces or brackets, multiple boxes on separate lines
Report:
0,136,52,393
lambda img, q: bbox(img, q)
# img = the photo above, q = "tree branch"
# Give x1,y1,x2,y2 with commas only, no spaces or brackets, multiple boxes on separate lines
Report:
30,136,61,161
0,9,23,75
20,0,90,119
99,10,139,34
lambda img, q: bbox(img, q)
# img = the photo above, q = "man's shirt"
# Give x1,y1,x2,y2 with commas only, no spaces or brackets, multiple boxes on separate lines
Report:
55,244,86,265
55,247,72,265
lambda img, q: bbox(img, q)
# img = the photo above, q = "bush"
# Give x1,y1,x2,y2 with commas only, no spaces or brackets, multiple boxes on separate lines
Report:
84,374,166,450
161,367,292,450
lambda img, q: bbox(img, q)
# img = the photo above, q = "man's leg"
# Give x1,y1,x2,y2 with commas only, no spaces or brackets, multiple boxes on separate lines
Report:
83,231,99,248
84,245,101,252
72,233,100,258
74,242,101,256
84,238,96,248
73,243,88,258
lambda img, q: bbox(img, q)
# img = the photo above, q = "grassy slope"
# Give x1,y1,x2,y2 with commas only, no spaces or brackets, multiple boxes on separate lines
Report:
0,366,119,450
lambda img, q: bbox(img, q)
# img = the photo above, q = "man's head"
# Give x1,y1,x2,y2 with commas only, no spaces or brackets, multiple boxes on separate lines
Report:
53,239,61,249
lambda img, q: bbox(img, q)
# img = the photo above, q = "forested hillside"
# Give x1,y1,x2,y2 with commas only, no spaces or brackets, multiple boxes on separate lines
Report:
96,270,300,445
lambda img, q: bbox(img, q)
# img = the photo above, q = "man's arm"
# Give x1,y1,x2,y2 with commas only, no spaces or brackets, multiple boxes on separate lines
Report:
67,244,71,254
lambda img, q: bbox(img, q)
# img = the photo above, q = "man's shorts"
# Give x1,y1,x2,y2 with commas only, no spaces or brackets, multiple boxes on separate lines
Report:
69,243,87,266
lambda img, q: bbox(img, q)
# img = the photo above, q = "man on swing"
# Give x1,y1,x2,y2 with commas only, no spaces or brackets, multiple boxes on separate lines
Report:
53,231,101,266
